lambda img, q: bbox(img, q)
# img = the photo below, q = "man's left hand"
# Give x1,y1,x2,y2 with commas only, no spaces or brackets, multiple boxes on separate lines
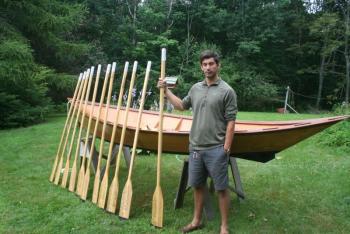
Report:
224,146,231,156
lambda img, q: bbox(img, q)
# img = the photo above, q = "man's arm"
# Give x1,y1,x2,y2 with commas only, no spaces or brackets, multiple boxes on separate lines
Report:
164,88,185,110
224,120,235,154
158,79,185,111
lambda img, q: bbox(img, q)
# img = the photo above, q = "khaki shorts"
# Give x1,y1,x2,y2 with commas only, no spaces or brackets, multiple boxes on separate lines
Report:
188,145,229,191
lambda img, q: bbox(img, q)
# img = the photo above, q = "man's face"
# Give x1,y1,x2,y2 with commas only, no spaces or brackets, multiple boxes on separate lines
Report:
201,57,220,79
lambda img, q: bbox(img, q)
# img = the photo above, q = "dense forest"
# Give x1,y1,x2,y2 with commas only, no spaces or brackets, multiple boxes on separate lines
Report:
0,0,349,128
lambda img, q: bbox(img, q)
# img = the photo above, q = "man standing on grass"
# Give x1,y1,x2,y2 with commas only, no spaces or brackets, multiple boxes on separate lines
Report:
157,50,237,234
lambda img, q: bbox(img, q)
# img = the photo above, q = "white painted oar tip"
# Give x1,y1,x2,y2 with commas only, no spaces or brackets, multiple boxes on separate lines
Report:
161,48,166,61
132,61,138,70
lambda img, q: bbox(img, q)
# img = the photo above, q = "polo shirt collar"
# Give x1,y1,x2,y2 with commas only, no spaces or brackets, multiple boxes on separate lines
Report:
201,77,221,86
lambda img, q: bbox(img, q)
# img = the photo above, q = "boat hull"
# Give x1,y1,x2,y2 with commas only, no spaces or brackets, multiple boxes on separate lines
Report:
77,101,348,163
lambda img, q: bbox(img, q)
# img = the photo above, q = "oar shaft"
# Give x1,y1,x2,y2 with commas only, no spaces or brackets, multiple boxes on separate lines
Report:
157,48,166,185
127,61,152,178
76,65,102,194
50,73,82,181
91,64,112,203
67,68,94,190
100,62,120,176
118,61,152,219
54,70,89,184
105,62,131,212
113,61,138,178
95,64,112,174
85,64,104,170
101,62,129,178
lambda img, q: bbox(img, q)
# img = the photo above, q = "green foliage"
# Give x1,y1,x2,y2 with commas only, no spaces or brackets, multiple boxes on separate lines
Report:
317,104,350,149
318,120,350,149
0,0,89,128
1,0,350,128
0,35,51,128
223,67,279,110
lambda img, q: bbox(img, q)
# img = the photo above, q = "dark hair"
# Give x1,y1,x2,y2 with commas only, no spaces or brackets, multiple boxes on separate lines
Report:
199,50,220,64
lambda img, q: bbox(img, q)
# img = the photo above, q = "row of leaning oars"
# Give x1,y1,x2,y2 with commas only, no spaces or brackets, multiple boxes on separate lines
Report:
49,49,167,228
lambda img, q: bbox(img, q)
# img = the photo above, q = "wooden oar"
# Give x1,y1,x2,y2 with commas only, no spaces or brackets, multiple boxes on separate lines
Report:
54,71,90,185
49,73,83,182
96,62,131,209
98,61,137,210
66,67,95,190
91,63,115,203
80,63,125,201
152,48,166,228
57,70,88,187
119,61,152,218
75,65,102,195
61,74,88,186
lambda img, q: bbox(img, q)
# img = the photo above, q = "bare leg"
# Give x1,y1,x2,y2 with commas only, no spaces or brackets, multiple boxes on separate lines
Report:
181,186,205,233
192,186,205,225
218,189,230,234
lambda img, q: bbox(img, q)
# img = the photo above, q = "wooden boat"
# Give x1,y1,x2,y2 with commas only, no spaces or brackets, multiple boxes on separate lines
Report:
77,101,349,163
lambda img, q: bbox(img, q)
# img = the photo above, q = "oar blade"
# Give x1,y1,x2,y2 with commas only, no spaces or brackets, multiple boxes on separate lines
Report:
53,157,63,185
60,160,70,188
97,176,108,209
92,169,101,204
68,160,78,192
80,167,91,200
106,177,118,213
76,166,85,195
151,185,163,228
119,180,133,219
49,156,59,182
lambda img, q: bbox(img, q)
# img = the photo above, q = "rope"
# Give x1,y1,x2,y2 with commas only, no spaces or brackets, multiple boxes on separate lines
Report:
289,89,327,100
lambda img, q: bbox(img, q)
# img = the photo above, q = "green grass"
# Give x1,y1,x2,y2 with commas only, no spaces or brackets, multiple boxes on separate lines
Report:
0,113,349,233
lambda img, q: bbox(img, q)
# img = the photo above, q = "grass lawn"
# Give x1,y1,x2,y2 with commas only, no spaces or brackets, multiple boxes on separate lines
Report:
0,112,349,233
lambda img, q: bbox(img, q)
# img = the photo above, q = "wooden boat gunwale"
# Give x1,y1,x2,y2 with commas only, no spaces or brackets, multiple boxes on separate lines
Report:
78,100,348,134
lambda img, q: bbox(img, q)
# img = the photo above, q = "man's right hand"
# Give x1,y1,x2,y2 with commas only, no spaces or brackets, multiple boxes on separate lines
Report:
157,78,168,92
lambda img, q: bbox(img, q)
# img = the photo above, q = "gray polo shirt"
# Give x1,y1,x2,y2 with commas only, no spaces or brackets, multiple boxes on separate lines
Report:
182,78,238,150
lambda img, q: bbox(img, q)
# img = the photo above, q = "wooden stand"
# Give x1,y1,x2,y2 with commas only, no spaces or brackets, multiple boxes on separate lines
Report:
79,137,131,173
174,157,245,220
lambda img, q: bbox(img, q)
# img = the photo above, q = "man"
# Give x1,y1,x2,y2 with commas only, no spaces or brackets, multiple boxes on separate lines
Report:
157,50,237,234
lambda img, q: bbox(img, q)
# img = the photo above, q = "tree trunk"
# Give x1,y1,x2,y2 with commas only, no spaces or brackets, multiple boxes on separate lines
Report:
344,1,350,104
316,54,326,109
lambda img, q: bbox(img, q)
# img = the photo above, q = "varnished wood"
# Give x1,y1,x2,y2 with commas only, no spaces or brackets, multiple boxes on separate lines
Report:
91,64,113,204
75,65,102,195
100,61,137,211
119,61,152,218
49,73,82,182
96,61,130,210
76,105,348,162
54,71,89,185
152,48,166,228
66,67,95,190
80,64,113,201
